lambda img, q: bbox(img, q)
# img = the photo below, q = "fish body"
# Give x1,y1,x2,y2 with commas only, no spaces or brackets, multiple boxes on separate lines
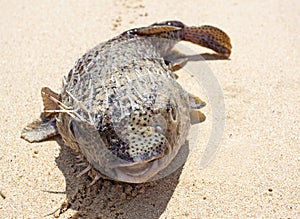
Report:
21,21,231,183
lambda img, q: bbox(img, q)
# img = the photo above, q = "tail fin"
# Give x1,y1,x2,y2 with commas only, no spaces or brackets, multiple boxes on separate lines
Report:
183,25,232,58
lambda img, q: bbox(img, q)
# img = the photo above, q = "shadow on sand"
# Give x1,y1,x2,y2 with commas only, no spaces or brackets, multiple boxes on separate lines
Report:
48,137,186,219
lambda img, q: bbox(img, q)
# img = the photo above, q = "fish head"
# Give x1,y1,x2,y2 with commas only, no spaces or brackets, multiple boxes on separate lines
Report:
63,101,190,183
108,106,183,183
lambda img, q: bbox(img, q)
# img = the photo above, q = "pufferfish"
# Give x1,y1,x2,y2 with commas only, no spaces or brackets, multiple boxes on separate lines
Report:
21,20,231,184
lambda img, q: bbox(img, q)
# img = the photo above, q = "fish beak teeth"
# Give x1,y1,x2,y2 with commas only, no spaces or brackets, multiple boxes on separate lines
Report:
113,159,161,183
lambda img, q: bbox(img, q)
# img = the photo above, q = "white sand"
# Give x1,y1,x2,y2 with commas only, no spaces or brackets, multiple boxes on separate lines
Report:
0,0,299,218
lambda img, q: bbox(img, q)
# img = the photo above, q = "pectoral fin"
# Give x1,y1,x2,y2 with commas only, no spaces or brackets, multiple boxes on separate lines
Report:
188,93,206,124
135,25,181,35
41,87,61,116
166,57,188,71
21,117,58,142
190,110,206,124
189,93,206,109
21,87,61,143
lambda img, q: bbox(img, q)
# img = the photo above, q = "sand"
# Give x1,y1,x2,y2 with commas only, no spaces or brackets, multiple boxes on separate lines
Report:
0,0,299,218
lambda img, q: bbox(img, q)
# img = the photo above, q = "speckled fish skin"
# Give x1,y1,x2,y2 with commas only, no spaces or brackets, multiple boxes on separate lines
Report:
59,26,191,183
21,20,232,183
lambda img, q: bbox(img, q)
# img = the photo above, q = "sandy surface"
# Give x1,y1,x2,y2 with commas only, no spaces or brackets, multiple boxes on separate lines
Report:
1,0,299,218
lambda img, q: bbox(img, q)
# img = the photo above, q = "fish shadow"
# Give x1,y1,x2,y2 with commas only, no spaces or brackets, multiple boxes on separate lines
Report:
188,53,231,61
164,51,230,66
52,137,189,219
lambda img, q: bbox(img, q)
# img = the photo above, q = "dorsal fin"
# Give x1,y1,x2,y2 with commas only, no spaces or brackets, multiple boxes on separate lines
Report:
135,25,181,35
188,93,206,109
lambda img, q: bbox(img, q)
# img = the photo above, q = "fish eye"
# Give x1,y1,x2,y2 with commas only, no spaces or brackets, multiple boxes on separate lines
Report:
155,125,163,133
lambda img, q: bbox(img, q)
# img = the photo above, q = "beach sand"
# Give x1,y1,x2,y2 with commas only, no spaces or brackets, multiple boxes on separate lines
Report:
0,0,299,218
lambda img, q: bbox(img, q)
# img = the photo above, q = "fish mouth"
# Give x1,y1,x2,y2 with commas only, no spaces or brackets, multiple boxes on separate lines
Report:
113,159,162,183
107,141,172,183
112,143,172,183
